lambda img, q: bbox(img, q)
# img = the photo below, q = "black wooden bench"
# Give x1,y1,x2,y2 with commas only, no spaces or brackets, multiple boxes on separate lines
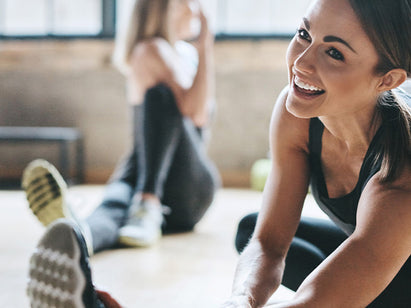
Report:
0,126,84,184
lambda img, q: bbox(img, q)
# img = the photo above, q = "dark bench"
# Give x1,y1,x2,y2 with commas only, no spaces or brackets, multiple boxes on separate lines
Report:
0,126,84,184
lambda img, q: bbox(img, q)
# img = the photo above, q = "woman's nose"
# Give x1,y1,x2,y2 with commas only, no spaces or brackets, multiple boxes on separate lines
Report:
294,46,316,74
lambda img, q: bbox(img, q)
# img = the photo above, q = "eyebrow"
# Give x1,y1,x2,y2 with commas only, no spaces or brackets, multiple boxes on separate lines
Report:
303,18,310,30
302,17,356,54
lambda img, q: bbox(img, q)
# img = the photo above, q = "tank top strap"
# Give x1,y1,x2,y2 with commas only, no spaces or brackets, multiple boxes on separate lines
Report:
308,117,325,157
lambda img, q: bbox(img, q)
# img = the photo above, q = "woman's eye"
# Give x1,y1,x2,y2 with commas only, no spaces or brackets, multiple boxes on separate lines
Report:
297,29,311,41
327,48,345,61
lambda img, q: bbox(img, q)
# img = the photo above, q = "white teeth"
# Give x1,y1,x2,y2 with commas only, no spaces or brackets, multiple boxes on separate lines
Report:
294,77,324,92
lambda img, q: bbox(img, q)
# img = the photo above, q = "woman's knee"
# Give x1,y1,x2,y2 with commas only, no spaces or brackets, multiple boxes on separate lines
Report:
144,84,181,116
295,217,347,256
235,212,258,253
282,237,325,291
162,188,216,232
198,172,219,208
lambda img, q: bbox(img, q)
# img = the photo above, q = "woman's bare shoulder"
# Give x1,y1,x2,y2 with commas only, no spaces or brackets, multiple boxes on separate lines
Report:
270,86,311,155
374,162,411,194
359,162,411,224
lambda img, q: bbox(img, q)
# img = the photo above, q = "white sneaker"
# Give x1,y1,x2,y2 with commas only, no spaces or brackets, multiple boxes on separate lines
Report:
118,199,164,247
22,159,94,256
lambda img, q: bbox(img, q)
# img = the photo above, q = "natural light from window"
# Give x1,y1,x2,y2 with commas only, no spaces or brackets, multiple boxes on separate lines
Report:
0,0,312,38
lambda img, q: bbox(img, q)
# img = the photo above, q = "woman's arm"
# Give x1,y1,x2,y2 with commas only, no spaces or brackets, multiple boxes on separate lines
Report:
130,10,214,127
183,10,215,126
223,88,311,308
265,166,411,308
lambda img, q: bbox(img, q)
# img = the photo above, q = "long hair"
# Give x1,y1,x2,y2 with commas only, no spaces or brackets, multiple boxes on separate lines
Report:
113,0,172,75
349,0,411,182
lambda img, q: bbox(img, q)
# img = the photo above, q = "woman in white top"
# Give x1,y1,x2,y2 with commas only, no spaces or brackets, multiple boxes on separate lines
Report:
24,1,219,306
92,0,220,249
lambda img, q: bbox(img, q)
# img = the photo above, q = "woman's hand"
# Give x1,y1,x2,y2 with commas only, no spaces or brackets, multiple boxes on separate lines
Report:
194,7,214,51
221,295,252,308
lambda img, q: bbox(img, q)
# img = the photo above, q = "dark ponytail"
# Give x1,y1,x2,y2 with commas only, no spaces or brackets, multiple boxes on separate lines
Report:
349,0,411,182
376,91,411,182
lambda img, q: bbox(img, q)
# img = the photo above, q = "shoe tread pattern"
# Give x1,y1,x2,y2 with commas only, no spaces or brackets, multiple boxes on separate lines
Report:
27,222,86,308
22,160,67,227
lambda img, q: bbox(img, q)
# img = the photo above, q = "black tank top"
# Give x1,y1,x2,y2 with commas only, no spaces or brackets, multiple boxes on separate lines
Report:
307,89,411,306
308,117,384,235
308,88,410,235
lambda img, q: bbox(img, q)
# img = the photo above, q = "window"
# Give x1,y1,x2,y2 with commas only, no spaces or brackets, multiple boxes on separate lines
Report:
116,0,312,40
210,0,312,38
1,0,312,39
0,0,114,38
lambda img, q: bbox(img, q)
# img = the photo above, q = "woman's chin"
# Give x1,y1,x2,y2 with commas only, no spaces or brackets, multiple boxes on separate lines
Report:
285,97,316,119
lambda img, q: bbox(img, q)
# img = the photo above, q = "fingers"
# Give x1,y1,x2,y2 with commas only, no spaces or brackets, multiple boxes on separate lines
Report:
221,296,252,308
198,10,209,33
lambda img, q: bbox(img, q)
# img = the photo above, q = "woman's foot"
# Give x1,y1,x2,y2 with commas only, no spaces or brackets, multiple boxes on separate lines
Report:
22,159,94,255
27,219,105,308
118,199,164,247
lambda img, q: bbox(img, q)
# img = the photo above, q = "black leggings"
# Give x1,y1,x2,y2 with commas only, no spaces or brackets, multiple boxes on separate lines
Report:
86,84,220,252
236,213,411,307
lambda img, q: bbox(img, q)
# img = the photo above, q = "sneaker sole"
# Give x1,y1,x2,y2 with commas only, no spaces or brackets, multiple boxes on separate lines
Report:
22,159,70,226
27,220,87,308
118,230,161,248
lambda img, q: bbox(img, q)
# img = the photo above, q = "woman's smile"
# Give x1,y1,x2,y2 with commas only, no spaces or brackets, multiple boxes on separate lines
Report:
292,75,326,100
285,0,382,119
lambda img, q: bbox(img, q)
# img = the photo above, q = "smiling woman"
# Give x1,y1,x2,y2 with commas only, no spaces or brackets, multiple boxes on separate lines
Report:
224,0,411,307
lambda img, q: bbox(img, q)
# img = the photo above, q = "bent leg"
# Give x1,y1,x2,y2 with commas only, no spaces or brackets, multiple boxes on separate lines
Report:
129,85,219,231
282,237,326,291
117,86,199,247
235,213,346,291
161,119,220,231
235,212,258,253
294,216,347,256
134,85,185,199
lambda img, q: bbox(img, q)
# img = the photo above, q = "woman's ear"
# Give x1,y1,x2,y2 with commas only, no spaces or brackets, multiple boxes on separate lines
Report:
377,68,408,93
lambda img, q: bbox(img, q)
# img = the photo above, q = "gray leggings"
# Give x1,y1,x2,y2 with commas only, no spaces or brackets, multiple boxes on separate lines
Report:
86,85,220,252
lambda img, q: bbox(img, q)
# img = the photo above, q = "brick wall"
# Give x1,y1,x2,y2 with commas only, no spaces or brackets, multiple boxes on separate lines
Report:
0,39,290,186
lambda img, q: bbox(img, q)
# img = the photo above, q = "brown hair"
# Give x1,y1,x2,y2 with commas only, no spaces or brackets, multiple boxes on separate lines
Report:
349,0,411,182
113,0,172,74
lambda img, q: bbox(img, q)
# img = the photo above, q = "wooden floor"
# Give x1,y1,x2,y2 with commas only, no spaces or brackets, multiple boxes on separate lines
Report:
0,186,327,307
